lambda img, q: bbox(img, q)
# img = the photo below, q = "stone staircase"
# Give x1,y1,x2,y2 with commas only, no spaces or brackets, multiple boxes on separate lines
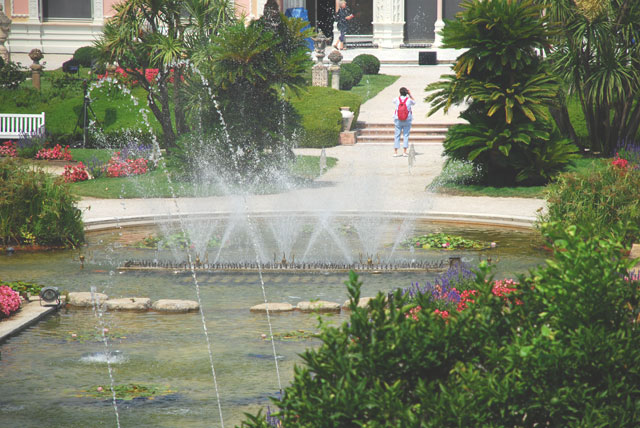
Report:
356,122,452,144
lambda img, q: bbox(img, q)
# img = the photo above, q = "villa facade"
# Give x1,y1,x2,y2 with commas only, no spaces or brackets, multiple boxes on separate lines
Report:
3,0,462,55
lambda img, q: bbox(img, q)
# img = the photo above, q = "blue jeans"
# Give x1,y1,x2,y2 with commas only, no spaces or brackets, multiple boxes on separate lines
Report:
394,118,412,149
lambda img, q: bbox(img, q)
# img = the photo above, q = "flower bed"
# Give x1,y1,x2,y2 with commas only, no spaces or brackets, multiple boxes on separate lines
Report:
106,151,148,178
35,144,73,161
0,285,22,318
0,141,17,157
403,268,520,320
62,162,89,183
402,233,491,250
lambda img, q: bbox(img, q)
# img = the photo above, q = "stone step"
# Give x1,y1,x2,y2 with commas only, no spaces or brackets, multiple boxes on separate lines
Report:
357,135,445,144
356,122,454,129
358,128,448,136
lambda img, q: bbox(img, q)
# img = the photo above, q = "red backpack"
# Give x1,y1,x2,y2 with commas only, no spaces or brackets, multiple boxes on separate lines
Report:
397,97,409,121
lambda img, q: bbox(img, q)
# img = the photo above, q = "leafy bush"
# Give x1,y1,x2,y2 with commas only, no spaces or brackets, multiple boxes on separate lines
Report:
426,0,578,185
0,285,21,317
0,58,27,89
73,46,99,68
290,86,362,148
340,63,362,89
338,65,355,90
0,280,44,300
352,54,380,75
0,158,84,246
541,158,640,243
243,222,640,427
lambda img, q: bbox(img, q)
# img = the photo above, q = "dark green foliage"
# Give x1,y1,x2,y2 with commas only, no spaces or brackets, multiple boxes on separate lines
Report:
242,222,640,427
426,0,578,185
290,86,361,148
0,58,27,89
352,54,380,75
72,46,99,68
338,65,356,90
541,159,640,243
340,62,362,88
0,158,84,247
187,15,312,181
543,0,640,154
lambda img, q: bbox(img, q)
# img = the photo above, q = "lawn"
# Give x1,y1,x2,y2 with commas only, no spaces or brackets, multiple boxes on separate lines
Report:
349,74,399,103
430,157,605,198
69,151,338,198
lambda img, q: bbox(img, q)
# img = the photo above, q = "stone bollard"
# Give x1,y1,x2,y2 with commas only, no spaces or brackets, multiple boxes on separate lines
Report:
0,5,11,63
29,49,44,90
328,49,343,90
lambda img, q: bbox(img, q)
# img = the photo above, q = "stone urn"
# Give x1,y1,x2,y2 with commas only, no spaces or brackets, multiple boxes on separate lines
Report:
311,30,328,63
0,5,11,63
29,48,44,64
29,49,44,90
340,107,354,131
328,49,343,66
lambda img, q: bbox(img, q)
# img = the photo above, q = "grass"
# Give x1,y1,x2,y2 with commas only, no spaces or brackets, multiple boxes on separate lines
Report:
430,157,605,199
69,148,112,164
349,74,400,103
69,152,338,199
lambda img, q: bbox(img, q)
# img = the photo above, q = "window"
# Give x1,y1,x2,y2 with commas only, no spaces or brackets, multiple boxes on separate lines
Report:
43,0,92,20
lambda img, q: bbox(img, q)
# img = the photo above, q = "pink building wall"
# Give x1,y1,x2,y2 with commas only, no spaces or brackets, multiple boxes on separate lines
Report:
9,0,28,16
104,0,120,17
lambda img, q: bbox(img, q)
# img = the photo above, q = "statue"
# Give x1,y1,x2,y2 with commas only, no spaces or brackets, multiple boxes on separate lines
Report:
0,5,11,63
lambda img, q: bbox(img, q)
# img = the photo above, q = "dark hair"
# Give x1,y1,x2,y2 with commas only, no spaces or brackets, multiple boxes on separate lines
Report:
399,87,408,96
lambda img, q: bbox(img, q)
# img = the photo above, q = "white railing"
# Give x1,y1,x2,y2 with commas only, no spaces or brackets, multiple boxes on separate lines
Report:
0,112,46,139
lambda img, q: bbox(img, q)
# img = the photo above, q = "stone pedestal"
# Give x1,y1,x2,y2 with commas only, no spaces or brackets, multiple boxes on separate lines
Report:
0,5,11,63
312,63,328,87
29,48,43,90
339,131,357,146
330,66,340,90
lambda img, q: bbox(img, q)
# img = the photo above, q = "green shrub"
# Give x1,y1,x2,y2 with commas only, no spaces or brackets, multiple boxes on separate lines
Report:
352,54,380,75
426,0,578,185
290,86,361,148
73,46,99,68
541,159,640,243
0,58,28,89
243,222,640,427
338,66,355,90
340,63,362,89
0,158,84,246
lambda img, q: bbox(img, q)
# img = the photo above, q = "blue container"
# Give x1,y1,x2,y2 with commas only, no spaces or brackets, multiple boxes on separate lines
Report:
285,7,313,50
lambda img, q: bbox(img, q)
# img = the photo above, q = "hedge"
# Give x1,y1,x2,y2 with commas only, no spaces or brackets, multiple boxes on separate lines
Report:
290,86,362,148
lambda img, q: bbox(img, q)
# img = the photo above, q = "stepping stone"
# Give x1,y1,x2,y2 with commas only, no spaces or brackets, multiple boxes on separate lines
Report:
152,299,200,313
105,297,151,311
296,301,341,313
67,292,108,307
342,297,374,310
250,303,294,313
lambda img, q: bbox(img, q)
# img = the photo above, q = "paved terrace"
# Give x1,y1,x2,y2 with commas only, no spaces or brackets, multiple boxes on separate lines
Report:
66,62,542,227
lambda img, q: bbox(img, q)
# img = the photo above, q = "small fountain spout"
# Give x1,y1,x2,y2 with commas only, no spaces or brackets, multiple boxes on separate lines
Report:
79,254,85,269
281,253,287,267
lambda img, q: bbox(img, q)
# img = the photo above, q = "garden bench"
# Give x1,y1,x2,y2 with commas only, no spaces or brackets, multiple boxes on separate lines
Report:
0,112,46,139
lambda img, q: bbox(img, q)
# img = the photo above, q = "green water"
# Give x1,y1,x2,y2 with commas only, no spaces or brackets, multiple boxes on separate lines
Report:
0,221,545,427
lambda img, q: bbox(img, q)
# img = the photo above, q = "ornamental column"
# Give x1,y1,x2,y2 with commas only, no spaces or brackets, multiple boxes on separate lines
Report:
434,0,444,48
28,0,40,23
372,0,404,49
94,0,104,25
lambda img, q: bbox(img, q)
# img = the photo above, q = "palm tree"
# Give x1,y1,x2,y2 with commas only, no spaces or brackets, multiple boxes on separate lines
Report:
95,0,235,149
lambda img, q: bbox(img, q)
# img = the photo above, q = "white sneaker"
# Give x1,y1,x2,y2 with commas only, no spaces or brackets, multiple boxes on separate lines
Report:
393,153,401,157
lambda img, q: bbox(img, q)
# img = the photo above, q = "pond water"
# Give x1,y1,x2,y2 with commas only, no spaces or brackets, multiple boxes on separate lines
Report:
0,219,545,427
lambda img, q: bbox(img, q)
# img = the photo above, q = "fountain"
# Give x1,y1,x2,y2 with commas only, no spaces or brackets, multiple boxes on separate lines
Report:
0,21,546,428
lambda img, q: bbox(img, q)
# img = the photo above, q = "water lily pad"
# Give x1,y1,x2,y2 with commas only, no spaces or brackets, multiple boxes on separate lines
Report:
402,233,490,251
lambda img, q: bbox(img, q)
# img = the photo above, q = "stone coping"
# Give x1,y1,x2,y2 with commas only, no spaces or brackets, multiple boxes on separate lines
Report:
0,299,60,344
83,210,535,232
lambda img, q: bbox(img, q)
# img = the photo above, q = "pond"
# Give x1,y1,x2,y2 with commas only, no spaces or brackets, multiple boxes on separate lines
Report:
0,218,544,427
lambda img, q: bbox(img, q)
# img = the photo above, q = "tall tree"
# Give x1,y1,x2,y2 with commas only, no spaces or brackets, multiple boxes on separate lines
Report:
542,0,640,155
95,0,235,149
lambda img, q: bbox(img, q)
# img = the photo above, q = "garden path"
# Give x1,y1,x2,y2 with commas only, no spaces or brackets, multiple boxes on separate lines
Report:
79,65,543,226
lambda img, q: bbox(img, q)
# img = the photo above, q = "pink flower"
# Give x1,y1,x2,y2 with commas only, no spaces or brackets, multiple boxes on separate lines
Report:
97,387,104,392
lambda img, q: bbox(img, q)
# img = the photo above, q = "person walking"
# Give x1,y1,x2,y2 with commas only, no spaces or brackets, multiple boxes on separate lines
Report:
333,1,354,50
393,87,416,157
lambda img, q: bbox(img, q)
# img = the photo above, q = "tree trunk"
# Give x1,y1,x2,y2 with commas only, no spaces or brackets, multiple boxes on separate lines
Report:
173,65,188,135
550,104,578,145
